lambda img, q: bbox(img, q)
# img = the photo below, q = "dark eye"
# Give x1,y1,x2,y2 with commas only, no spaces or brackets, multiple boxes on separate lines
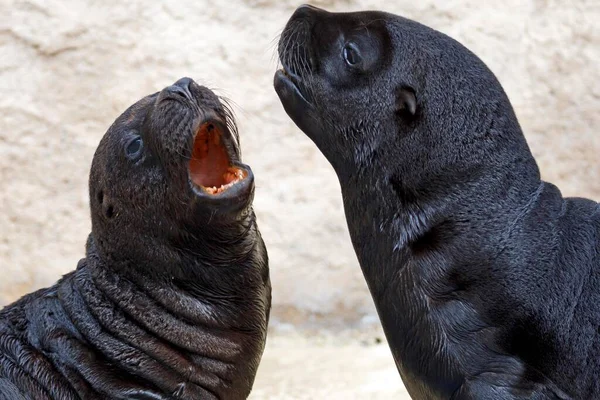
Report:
125,136,143,159
343,43,362,67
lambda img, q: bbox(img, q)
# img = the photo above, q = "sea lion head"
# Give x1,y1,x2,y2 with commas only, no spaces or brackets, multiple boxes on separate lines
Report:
274,5,529,185
89,77,256,266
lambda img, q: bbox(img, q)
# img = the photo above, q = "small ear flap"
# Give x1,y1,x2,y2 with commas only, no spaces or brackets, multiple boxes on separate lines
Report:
396,87,417,117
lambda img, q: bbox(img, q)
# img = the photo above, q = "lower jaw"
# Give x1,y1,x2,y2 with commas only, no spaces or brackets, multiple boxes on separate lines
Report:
200,166,247,195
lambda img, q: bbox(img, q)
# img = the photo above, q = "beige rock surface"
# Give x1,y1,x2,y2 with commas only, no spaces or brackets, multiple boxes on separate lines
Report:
0,0,599,398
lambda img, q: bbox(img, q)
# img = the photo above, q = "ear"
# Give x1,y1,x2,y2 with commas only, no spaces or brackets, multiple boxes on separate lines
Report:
396,87,417,117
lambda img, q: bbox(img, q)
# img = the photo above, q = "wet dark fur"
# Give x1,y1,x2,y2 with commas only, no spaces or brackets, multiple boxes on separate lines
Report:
0,78,271,399
275,6,599,400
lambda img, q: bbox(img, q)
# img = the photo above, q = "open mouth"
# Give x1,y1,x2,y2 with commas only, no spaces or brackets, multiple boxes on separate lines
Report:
189,121,248,195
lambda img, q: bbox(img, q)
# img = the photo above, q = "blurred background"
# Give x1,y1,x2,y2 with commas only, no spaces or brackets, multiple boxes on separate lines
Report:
1,0,598,398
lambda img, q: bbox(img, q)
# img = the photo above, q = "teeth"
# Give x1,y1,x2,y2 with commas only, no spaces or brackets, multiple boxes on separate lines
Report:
224,167,245,183
202,169,245,195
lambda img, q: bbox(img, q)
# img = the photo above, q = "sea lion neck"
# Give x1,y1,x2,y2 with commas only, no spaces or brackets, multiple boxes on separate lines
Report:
338,124,544,280
83,219,268,306
87,209,261,277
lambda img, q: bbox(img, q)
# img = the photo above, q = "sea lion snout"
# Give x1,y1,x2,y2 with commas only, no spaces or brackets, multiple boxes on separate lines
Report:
143,78,253,204
278,6,319,79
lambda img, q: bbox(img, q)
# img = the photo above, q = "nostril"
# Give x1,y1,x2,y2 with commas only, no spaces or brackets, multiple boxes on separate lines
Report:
167,85,191,100
165,77,195,100
174,77,194,90
170,86,188,98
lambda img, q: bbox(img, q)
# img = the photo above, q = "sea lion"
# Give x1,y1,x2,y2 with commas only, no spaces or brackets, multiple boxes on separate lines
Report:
274,5,598,400
0,77,271,400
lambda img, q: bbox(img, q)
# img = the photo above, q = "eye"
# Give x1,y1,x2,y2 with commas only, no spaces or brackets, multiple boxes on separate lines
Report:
343,43,362,67
125,135,143,159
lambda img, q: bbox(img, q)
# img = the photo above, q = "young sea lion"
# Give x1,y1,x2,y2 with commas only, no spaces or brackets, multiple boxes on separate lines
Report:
0,77,271,400
275,5,597,399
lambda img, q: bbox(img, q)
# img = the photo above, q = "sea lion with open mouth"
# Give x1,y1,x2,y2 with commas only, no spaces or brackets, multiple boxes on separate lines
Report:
275,5,598,400
0,77,271,400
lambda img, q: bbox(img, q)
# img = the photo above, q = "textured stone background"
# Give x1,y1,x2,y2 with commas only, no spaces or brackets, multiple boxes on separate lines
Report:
1,0,598,397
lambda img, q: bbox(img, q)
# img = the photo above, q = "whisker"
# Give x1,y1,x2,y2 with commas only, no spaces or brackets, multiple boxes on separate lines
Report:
268,31,283,58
